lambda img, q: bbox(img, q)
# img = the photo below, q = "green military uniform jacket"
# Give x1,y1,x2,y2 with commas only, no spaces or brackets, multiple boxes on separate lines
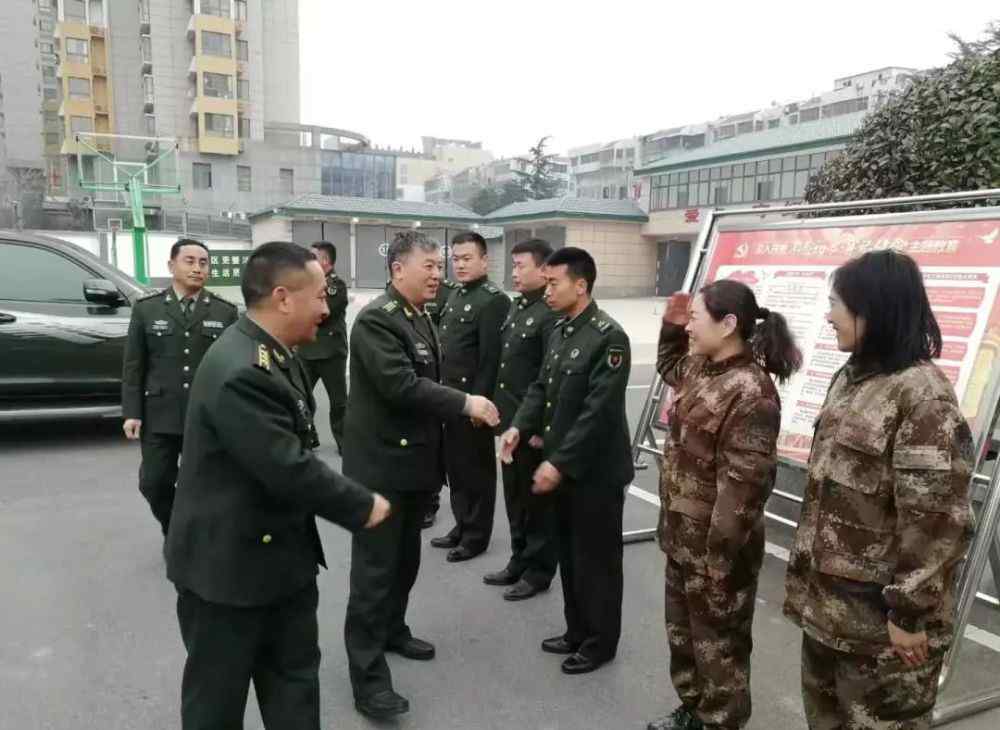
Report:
494,287,559,432
438,276,510,396
165,315,374,607
342,286,468,493
426,278,460,327
298,270,348,361
512,300,634,488
122,286,238,434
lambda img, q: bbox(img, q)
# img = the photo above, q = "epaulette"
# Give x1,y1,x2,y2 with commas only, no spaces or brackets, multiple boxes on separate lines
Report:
207,291,238,309
483,283,501,295
589,317,613,334
382,300,400,314
136,288,166,302
442,279,460,290
253,343,272,373
553,316,568,328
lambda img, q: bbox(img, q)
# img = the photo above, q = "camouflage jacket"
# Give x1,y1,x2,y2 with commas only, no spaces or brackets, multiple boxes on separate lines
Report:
783,360,974,655
656,323,781,578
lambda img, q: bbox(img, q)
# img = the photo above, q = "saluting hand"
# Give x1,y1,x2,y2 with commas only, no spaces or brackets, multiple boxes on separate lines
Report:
123,418,142,440
532,461,562,494
663,293,692,327
464,395,500,428
364,493,392,528
499,428,520,464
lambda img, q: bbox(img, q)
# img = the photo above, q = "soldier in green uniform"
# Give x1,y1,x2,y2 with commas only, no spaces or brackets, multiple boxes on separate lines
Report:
429,232,510,561
483,238,560,601
500,247,634,675
421,274,461,528
297,241,348,451
122,238,238,536
164,241,391,730
343,230,500,719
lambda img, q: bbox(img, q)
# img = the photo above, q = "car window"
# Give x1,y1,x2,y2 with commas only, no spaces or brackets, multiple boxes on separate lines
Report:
0,242,97,303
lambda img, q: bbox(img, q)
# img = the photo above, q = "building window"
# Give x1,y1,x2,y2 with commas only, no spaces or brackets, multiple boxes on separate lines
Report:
238,115,250,138
279,168,294,196
204,112,234,138
193,162,212,190
64,0,87,21
237,165,251,192
144,114,156,136
201,30,232,58
320,150,396,199
235,0,247,21
799,107,820,123
199,0,229,18
42,66,57,81
142,74,154,103
579,152,599,165
39,0,53,8
67,77,91,100
40,17,55,32
47,158,65,193
755,180,774,201
203,72,233,99
45,132,61,146
88,0,104,25
65,38,89,64
237,39,249,61
237,78,249,100
140,34,152,64
43,87,59,100
70,115,95,135
40,42,54,55
713,186,729,205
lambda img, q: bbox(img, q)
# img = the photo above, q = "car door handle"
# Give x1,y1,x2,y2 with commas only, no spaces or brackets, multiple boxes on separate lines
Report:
0,313,15,324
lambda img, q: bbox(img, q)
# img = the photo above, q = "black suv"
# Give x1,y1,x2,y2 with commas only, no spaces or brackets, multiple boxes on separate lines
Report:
0,230,148,422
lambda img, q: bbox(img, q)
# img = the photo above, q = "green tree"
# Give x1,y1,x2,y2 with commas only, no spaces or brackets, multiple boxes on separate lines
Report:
466,180,529,215
514,136,563,200
805,22,1000,212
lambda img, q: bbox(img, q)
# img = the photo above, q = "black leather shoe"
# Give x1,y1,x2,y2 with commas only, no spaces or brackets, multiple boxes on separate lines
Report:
647,706,703,730
483,566,521,586
503,579,547,601
421,511,436,529
561,652,608,675
541,636,578,655
386,635,435,661
430,534,459,549
446,545,483,562
355,689,409,719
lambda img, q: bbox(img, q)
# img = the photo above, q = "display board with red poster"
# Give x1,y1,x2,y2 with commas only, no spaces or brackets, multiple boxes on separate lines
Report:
652,207,1000,467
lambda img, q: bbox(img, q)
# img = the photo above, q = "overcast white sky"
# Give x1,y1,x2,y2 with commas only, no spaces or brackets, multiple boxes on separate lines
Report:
299,0,997,158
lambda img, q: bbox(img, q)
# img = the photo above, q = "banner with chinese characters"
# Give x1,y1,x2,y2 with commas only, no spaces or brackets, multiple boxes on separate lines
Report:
654,214,1000,466
207,250,252,286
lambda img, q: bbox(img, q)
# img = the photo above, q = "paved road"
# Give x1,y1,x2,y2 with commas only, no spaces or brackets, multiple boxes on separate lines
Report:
3,361,1000,728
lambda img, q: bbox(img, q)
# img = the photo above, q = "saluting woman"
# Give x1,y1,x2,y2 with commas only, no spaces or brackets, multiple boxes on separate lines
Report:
649,279,801,730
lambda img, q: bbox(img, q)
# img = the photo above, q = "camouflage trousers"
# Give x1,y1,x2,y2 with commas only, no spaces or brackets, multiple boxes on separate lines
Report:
664,558,758,729
801,633,942,730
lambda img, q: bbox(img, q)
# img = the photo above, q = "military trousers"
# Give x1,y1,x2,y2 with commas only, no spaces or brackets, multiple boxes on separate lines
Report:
443,416,498,552
139,431,183,535
345,490,430,699
801,633,942,730
664,556,758,729
304,355,347,449
556,481,625,662
176,580,322,730
501,441,557,588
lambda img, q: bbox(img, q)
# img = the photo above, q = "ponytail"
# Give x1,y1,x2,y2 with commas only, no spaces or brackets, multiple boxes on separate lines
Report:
751,308,802,384
700,280,803,384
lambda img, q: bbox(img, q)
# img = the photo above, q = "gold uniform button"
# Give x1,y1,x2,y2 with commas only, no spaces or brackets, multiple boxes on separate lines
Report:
262,534,272,544
400,438,408,447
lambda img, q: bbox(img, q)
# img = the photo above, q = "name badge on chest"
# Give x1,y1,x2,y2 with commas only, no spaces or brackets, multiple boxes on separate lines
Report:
415,341,431,359
152,319,170,333
203,320,224,330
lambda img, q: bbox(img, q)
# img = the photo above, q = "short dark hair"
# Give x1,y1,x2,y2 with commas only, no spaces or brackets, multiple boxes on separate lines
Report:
387,230,438,273
832,250,942,372
242,241,317,308
511,238,553,267
170,237,209,260
311,241,336,264
544,246,596,294
452,231,487,256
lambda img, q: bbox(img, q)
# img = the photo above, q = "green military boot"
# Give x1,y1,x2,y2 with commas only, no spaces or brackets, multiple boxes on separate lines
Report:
647,706,703,730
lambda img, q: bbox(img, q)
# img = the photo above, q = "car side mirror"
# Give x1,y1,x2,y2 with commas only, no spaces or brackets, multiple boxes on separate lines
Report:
84,278,125,306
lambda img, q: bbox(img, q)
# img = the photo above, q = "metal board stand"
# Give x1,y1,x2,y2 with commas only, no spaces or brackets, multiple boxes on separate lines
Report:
624,189,1000,725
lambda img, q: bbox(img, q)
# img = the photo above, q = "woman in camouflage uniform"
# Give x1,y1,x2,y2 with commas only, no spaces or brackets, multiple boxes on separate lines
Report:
784,250,974,730
649,280,801,730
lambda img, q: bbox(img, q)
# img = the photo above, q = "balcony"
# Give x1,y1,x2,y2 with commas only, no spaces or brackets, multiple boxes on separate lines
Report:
143,93,155,112
94,101,109,115
91,62,107,77
89,25,105,38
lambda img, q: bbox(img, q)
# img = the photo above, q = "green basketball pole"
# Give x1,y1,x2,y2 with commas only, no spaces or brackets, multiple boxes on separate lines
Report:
128,181,148,284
